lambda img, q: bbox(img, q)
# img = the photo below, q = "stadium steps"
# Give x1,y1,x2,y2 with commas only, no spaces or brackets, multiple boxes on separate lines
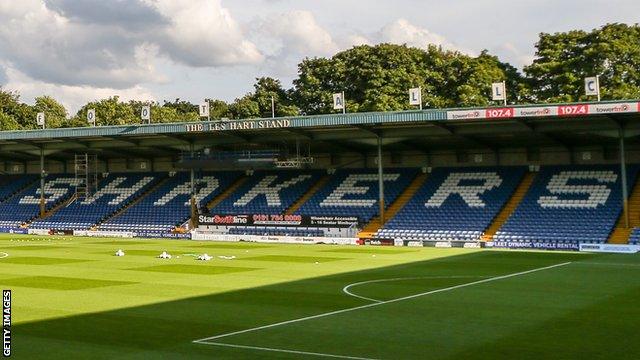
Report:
358,172,428,239
607,177,640,244
284,174,331,215
206,175,248,211
482,171,535,241
37,193,78,220
93,175,170,227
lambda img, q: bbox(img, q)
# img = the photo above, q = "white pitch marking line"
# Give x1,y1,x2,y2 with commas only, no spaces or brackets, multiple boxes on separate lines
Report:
195,341,378,360
193,262,571,344
343,276,487,303
576,262,640,268
0,252,8,259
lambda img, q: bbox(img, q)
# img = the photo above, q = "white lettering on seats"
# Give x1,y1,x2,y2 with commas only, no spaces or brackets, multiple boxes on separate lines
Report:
320,174,400,207
19,178,80,204
234,175,311,207
537,171,617,208
82,177,154,205
153,177,220,206
425,172,502,208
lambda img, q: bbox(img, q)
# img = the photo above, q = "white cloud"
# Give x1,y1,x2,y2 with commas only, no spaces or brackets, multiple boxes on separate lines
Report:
148,0,264,66
254,10,339,58
0,0,263,90
3,65,155,115
496,42,536,68
0,0,163,88
375,19,473,54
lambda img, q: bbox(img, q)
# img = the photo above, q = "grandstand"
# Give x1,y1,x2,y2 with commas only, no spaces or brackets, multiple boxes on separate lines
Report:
0,100,639,249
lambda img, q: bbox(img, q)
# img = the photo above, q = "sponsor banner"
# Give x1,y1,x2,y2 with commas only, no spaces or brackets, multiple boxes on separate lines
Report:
435,241,452,248
446,109,484,120
74,230,135,238
74,230,191,240
406,240,423,247
514,106,557,117
28,229,51,236
191,232,357,245
364,238,394,246
308,216,359,227
579,243,639,254
489,241,579,251
485,108,514,119
0,228,28,235
463,242,481,248
588,102,638,115
198,214,358,228
448,102,639,121
135,231,191,239
558,104,589,116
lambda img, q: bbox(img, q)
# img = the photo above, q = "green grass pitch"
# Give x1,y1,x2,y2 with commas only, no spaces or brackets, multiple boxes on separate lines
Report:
1,234,639,359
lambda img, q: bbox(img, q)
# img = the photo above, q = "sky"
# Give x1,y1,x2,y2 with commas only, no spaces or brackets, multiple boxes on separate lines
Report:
0,0,637,114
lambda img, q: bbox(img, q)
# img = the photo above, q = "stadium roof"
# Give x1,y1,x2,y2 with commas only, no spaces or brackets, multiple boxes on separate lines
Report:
0,100,639,161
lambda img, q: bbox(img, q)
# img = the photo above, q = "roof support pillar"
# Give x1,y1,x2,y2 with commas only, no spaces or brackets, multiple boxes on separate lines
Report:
39,148,45,217
189,142,198,229
377,135,385,226
619,126,629,229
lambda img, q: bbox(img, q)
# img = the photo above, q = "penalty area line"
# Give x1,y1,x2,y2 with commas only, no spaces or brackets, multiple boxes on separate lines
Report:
193,262,571,344
194,341,379,360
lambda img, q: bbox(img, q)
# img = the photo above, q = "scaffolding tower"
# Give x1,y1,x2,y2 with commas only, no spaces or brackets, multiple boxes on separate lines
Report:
75,154,98,200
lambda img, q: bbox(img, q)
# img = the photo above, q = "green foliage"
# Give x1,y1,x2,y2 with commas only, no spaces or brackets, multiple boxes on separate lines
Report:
34,96,68,129
74,97,137,126
525,23,640,102
1,23,639,132
292,44,523,114
205,99,231,120
0,111,20,130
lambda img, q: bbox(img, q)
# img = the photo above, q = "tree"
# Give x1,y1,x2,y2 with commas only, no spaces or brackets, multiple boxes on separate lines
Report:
205,99,231,120
229,96,260,119
0,88,33,129
252,77,300,117
0,111,20,131
162,98,199,121
74,96,137,126
524,23,640,102
291,44,523,115
33,96,67,128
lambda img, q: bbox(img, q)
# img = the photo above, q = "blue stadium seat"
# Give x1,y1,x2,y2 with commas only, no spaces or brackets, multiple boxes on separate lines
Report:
210,170,321,215
493,165,639,245
376,167,526,242
99,171,241,232
628,228,640,245
0,174,79,228
30,173,161,231
295,168,418,223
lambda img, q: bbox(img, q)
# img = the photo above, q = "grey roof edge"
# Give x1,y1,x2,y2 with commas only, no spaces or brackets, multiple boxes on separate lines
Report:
0,99,637,141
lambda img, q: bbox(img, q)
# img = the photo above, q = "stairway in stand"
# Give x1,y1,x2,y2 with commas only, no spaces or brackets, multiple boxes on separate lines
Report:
206,175,248,211
608,176,640,244
93,176,170,228
358,173,428,239
285,174,331,215
482,172,535,241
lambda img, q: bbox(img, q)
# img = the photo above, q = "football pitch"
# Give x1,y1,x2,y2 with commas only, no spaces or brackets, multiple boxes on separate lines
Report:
1,234,639,359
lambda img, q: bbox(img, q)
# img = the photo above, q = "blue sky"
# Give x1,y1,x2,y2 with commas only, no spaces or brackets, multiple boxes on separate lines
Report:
0,0,637,113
